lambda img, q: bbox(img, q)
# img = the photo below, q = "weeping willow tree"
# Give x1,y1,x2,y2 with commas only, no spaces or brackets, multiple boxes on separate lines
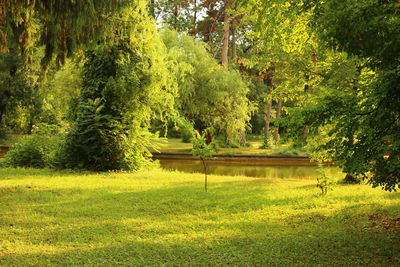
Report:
57,2,177,171
0,0,134,70
161,29,252,146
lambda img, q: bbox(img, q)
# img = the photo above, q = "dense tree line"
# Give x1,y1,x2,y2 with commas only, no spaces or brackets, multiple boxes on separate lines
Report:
1,0,398,190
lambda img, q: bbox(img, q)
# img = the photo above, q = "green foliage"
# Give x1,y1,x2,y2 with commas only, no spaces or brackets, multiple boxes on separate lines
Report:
39,60,82,125
165,114,195,143
5,124,62,168
61,4,176,171
191,131,216,159
192,131,216,192
0,51,39,133
213,136,241,149
342,174,362,185
316,165,335,196
161,29,252,145
152,0,197,32
0,0,136,68
180,127,194,143
294,0,400,191
314,0,400,68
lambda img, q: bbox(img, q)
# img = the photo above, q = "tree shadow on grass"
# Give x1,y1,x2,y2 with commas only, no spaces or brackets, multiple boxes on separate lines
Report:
1,209,399,266
0,168,95,180
384,193,400,200
1,171,399,266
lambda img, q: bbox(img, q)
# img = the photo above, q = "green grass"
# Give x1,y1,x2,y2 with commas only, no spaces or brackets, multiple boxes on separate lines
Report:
0,168,399,266
159,138,308,156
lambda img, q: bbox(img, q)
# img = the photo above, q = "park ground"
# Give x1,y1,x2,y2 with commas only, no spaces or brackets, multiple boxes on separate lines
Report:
0,168,399,266
0,135,308,157
157,137,308,156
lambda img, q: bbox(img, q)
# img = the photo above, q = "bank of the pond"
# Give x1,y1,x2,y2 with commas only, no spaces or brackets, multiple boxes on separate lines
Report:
0,147,329,179
158,158,338,179
154,152,325,179
153,152,315,165
0,168,399,266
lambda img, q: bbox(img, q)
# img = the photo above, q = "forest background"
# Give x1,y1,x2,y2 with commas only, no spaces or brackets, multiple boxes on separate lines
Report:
0,0,399,191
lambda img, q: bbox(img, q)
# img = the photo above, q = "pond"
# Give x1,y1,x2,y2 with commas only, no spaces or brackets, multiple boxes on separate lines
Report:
158,159,342,179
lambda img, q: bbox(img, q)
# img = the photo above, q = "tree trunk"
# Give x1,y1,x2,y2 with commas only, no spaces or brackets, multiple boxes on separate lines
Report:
273,98,283,143
240,132,247,146
303,51,318,140
221,0,231,67
263,64,275,147
303,125,310,140
193,0,197,25
173,4,178,30
264,100,272,147
201,157,208,192
231,26,237,62
149,0,155,18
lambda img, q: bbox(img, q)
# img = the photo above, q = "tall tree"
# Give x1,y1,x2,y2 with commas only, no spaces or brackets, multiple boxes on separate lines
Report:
162,29,252,145
237,0,318,146
301,0,400,191
221,0,231,67
61,2,177,171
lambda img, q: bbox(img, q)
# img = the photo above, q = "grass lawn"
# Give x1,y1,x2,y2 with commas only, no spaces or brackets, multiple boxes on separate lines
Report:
0,168,399,266
159,137,307,156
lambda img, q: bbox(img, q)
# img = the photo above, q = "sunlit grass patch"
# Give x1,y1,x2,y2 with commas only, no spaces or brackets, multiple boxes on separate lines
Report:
159,137,307,156
0,168,399,266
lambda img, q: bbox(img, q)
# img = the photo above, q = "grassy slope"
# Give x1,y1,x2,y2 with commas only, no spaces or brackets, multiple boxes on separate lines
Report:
0,168,399,266
159,138,307,156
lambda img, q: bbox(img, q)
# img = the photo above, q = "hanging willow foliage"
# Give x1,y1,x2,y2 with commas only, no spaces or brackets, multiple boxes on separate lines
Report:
0,0,133,70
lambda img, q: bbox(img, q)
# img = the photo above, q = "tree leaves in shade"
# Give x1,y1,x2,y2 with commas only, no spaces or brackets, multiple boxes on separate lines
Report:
288,0,400,191
0,0,134,69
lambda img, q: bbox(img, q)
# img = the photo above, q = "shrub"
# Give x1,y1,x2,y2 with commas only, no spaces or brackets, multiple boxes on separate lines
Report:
316,165,336,196
5,135,62,168
191,131,216,192
342,173,362,184
180,127,193,143
0,158,7,167
5,124,63,168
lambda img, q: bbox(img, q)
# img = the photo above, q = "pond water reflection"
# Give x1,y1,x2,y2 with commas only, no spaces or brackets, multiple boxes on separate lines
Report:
159,159,342,179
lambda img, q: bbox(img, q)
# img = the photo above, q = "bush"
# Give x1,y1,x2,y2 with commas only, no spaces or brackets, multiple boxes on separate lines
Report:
180,127,194,143
342,173,362,184
0,158,7,167
316,166,336,196
0,127,8,139
5,124,63,168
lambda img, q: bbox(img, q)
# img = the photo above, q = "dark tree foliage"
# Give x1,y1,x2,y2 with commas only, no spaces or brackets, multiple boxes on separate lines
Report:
0,0,132,68
0,51,38,133
59,1,176,171
298,0,400,191
61,45,145,171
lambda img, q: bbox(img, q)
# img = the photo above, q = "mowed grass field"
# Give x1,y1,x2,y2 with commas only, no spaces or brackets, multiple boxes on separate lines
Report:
0,168,399,266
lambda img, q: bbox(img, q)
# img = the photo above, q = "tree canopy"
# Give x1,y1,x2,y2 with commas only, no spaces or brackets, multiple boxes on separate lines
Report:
0,0,134,69
277,0,400,190
162,29,252,145
2,0,400,190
